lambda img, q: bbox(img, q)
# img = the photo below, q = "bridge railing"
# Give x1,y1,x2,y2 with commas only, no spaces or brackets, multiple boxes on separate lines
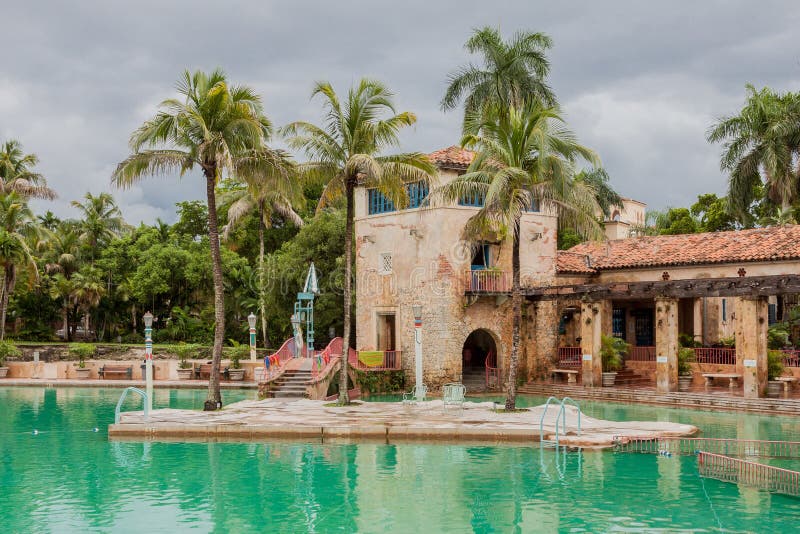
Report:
698,451,800,496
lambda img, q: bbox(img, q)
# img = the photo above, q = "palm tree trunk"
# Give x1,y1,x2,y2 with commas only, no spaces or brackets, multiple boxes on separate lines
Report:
63,298,70,342
0,267,7,341
338,179,355,404
505,217,522,411
258,201,270,349
204,170,225,411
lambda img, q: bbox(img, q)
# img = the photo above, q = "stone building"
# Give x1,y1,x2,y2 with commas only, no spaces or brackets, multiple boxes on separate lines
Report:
354,146,800,398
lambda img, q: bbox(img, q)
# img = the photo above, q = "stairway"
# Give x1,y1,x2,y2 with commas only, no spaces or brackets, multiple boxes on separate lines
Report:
613,365,654,387
271,361,313,398
462,368,487,394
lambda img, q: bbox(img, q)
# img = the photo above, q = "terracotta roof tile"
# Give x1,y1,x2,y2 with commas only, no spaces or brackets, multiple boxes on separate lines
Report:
557,225,800,274
428,146,475,169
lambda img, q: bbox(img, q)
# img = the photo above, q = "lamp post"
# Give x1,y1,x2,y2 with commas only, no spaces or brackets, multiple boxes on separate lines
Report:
412,304,424,401
290,313,302,358
248,313,257,361
143,311,154,412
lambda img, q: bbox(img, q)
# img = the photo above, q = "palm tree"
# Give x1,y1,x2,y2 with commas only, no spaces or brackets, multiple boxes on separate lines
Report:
71,266,106,338
707,85,800,222
574,167,623,219
222,147,303,348
43,223,82,340
0,193,39,339
112,69,271,410
441,27,556,131
71,193,126,262
432,102,600,410
0,139,56,199
283,79,436,404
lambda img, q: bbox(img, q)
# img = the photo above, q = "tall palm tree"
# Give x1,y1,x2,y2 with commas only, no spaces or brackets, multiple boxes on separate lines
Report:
43,223,82,340
71,192,126,262
71,266,106,338
573,167,623,219
222,147,303,348
112,69,271,410
441,27,556,131
0,193,39,339
0,139,56,200
283,79,436,404
432,102,601,409
707,85,800,222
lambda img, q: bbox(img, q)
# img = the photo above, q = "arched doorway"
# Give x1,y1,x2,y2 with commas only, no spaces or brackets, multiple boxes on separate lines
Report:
462,329,497,372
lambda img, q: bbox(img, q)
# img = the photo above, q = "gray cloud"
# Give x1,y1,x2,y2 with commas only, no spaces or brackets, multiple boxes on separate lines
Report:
3,0,800,223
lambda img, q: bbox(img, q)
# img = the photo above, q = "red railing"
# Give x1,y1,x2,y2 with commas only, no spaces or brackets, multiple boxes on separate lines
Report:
781,349,800,368
348,349,402,371
693,347,736,365
486,350,501,390
311,337,344,378
698,451,800,496
628,346,656,362
557,347,582,368
465,270,511,293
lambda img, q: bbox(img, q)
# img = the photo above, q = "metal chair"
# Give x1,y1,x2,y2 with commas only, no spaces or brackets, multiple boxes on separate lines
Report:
402,384,428,404
442,383,466,413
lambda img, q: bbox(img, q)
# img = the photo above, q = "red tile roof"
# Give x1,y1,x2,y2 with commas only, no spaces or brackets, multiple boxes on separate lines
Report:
557,225,800,274
428,146,475,169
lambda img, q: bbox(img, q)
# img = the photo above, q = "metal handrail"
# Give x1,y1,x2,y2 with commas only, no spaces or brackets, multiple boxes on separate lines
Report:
557,397,582,440
114,387,149,424
540,396,582,447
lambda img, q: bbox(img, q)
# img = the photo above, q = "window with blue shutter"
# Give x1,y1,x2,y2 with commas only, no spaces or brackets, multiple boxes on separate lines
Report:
367,181,430,214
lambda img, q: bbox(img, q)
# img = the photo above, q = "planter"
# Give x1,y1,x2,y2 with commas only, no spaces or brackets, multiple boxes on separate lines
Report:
0,367,8,378
74,367,91,380
601,372,617,387
678,375,693,392
228,368,245,381
767,380,783,398
177,368,194,380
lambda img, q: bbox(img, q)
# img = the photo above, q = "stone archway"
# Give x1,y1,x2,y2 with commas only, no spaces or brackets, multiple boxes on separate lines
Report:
462,329,498,372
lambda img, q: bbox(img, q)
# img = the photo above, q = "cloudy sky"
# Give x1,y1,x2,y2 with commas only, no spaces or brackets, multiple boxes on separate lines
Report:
2,1,799,224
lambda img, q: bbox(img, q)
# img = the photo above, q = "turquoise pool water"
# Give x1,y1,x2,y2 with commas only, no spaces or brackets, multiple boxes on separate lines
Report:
1,387,799,533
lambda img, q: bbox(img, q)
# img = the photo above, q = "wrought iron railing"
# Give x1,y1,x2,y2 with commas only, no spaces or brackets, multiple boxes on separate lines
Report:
627,346,656,362
693,347,736,365
465,270,510,293
486,350,501,390
557,347,582,368
348,349,402,371
698,451,800,496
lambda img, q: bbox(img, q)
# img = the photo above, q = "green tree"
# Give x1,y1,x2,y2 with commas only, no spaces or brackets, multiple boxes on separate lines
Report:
0,139,56,200
222,147,303,348
441,27,556,130
43,223,82,340
573,167,622,219
71,192,126,262
0,194,39,339
432,101,600,409
112,69,272,410
283,79,436,404
172,201,208,238
707,85,800,222
690,193,736,232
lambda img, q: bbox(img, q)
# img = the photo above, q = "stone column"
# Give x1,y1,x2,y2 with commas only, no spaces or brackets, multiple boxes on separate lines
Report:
735,296,768,399
580,300,608,387
655,296,679,393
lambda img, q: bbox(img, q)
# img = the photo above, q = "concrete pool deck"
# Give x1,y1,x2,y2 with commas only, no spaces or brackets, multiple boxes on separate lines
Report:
108,398,698,447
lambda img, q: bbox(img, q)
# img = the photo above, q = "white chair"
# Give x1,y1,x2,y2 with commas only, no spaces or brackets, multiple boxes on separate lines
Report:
442,383,466,413
402,384,428,404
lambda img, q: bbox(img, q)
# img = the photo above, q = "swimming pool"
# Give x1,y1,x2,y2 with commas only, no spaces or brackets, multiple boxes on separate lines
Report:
1,387,798,532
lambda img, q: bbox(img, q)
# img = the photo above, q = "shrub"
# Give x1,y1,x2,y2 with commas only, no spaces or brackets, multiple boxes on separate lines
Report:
0,340,20,367
224,340,251,370
172,343,202,369
69,343,96,368
767,350,785,381
768,323,790,350
677,347,694,376
718,336,735,348
600,335,629,372
679,333,701,348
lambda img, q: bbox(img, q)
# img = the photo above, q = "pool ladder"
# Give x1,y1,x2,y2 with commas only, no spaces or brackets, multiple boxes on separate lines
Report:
114,387,149,424
539,396,581,448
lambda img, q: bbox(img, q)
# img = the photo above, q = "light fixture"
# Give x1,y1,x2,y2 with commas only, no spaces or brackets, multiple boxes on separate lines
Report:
290,314,300,328
143,311,154,328
247,313,257,329
412,304,423,321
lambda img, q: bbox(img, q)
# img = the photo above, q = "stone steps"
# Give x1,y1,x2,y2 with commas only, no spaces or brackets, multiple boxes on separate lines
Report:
518,383,800,416
270,370,313,398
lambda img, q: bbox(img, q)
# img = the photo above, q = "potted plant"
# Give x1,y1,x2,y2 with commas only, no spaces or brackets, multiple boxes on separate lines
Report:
224,340,249,381
766,350,785,398
677,347,694,391
600,335,628,387
173,343,199,380
69,343,96,379
0,340,20,378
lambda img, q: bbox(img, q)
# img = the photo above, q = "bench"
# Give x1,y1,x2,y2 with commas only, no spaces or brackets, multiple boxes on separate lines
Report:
195,363,229,380
442,383,467,413
551,369,579,384
702,373,742,389
776,376,798,394
98,365,133,380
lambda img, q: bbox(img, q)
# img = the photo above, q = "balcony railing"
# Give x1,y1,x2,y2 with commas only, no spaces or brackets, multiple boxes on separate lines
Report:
465,270,511,293
628,346,656,362
348,349,402,371
693,347,736,365
557,347,582,368
781,350,800,368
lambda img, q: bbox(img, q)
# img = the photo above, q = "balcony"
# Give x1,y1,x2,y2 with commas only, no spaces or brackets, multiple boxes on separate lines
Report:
464,270,511,294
